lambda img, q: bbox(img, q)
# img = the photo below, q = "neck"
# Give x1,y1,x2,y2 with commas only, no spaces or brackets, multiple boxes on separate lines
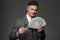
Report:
27,13,32,18
27,13,35,18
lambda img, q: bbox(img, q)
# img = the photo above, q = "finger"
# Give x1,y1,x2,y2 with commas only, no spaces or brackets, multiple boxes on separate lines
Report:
37,29,43,32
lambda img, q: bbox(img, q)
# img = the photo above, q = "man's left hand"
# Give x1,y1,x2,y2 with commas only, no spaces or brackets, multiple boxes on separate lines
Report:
37,25,43,32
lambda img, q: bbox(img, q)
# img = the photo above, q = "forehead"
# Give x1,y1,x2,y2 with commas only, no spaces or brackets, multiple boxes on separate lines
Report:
27,5,38,9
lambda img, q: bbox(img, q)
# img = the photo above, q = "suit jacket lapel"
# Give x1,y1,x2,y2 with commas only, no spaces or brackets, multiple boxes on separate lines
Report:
22,16,29,27
24,16,29,24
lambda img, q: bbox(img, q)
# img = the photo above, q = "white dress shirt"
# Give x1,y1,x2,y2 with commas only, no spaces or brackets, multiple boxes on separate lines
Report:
26,14,32,23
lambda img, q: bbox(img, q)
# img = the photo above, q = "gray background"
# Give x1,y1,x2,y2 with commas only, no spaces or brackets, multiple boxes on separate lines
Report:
1,0,60,40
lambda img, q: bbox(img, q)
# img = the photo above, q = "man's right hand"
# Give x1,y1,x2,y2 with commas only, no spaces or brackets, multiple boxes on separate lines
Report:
16,27,26,36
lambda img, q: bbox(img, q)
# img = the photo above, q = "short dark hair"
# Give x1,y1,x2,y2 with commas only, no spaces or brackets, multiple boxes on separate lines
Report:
28,1,39,7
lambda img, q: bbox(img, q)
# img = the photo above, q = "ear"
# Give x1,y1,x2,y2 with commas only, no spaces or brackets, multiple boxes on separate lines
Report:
27,5,29,10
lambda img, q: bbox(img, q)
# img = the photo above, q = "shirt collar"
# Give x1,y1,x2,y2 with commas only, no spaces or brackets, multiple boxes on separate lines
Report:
26,14,32,23
26,14,32,19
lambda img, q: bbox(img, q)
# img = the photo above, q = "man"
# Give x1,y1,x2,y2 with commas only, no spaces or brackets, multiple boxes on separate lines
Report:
9,1,46,40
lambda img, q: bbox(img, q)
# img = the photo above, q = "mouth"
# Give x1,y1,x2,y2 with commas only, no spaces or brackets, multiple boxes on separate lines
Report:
33,13,36,15
31,13,36,17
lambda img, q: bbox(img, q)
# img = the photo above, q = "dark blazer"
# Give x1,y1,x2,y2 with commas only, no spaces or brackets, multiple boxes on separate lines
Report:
9,16,46,40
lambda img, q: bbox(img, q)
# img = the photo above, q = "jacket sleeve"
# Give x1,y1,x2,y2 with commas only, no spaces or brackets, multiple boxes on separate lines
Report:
9,19,22,40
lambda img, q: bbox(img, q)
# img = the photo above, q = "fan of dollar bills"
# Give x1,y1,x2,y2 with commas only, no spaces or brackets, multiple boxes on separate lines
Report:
27,17,46,29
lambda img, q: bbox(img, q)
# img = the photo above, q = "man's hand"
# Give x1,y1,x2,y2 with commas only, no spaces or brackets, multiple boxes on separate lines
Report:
16,27,26,36
37,25,43,32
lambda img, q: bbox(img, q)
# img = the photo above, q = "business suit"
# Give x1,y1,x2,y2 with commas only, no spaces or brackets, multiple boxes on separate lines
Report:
9,16,46,40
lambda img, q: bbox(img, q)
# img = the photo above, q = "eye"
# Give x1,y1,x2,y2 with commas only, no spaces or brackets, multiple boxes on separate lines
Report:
35,9,37,11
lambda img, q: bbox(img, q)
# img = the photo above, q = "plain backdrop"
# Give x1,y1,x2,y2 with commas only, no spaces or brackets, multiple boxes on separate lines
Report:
1,0,60,40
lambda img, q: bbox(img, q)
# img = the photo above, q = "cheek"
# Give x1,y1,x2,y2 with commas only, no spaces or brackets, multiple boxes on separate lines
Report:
28,9,31,12
29,10,33,13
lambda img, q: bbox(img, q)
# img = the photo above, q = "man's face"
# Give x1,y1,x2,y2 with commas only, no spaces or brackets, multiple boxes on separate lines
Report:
27,5,38,17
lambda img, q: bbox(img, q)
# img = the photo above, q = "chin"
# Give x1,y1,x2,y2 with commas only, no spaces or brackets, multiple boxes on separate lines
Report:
31,15,35,17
